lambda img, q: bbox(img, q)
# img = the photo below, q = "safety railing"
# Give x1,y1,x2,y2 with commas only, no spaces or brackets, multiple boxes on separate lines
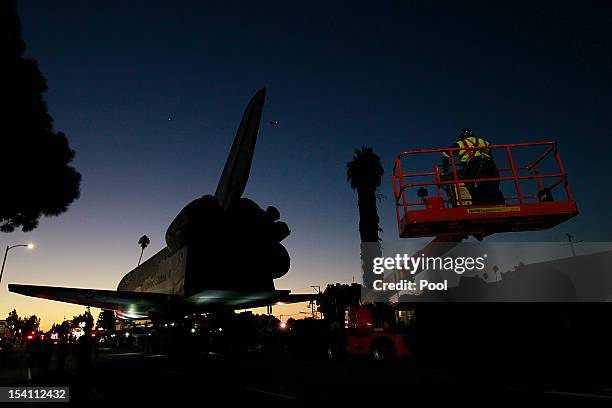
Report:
391,141,573,228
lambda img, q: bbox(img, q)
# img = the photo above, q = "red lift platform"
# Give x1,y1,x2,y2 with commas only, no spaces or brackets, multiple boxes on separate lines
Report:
392,141,578,240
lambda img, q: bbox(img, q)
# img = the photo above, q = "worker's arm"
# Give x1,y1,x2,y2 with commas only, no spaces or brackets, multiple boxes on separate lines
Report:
441,142,459,173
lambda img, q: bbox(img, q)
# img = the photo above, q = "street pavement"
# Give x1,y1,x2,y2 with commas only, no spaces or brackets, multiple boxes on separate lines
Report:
2,348,612,405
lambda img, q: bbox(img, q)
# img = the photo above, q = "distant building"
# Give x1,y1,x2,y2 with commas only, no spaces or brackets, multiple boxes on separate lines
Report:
0,320,9,337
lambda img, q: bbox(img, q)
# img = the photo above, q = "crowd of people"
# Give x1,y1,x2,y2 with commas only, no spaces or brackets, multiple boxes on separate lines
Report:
25,333,97,379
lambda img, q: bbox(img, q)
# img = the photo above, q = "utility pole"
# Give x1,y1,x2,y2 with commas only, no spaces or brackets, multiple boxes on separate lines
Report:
310,286,321,319
564,233,582,257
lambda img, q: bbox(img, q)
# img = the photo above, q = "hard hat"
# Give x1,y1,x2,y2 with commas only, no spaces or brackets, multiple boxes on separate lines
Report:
459,128,474,139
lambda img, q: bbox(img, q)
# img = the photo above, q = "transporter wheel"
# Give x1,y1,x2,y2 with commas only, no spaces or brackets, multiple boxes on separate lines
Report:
371,338,395,361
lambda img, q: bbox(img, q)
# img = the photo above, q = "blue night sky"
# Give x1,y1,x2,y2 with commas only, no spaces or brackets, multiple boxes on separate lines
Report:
3,1,611,327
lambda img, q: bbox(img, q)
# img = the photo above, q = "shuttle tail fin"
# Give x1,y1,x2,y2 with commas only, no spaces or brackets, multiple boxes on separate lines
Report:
214,88,266,210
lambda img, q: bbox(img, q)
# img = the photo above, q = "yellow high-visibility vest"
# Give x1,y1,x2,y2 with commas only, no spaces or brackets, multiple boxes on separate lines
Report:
457,136,491,164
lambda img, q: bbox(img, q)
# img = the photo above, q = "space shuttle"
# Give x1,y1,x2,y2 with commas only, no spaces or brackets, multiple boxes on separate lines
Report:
9,89,316,319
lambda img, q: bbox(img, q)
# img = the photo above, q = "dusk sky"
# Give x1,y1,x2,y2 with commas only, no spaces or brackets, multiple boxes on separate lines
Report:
2,1,611,329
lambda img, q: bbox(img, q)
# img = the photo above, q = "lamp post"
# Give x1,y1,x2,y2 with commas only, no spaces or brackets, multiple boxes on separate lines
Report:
0,243,34,286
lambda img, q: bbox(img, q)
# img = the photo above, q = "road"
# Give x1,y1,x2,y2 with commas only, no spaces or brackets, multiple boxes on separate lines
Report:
2,348,612,405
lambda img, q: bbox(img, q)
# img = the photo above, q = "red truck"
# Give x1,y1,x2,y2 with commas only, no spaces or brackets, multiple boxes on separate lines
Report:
326,304,412,361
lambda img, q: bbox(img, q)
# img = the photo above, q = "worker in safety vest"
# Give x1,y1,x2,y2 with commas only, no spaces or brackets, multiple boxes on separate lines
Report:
442,128,505,205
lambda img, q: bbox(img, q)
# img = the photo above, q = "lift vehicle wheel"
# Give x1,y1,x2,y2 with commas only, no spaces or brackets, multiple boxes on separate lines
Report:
371,339,395,361
327,342,344,361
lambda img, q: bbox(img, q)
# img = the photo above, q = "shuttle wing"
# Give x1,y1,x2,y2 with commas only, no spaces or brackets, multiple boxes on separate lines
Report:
178,289,318,309
8,284,175,318
9,283,318,318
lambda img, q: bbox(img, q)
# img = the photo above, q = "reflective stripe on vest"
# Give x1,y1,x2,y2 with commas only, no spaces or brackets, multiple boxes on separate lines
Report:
457,137,491,164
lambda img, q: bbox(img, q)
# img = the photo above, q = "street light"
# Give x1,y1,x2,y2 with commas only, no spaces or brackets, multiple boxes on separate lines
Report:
0,243,35,286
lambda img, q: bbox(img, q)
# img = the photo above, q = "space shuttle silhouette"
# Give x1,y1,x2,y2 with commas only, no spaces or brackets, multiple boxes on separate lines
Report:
10,89,316,319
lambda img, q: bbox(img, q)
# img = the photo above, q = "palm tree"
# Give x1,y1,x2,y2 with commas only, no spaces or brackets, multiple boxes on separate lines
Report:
347,147,384,290
137,235,150,266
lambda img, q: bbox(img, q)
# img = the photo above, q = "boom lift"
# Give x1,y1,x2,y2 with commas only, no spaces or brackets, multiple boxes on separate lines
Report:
392,141,578,241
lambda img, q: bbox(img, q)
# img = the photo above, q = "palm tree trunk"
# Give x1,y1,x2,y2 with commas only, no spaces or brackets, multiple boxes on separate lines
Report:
356,187,380,242
138,248,144,266
356,187,382,289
